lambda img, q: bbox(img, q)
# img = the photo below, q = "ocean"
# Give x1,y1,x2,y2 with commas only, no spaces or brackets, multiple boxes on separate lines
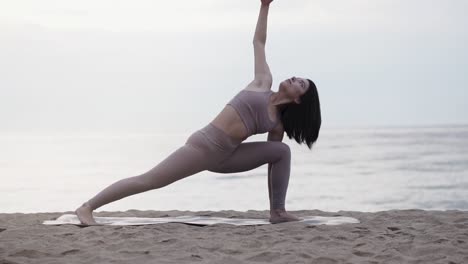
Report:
1,125,467,213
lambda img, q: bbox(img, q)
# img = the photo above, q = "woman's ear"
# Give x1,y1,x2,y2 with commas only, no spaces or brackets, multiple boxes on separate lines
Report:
294,98,301,104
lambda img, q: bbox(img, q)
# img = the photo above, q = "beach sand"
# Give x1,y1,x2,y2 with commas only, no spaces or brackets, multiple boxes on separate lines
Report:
0,209,467,264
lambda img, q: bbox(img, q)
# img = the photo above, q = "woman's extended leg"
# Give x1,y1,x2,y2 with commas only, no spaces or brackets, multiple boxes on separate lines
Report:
207,141,298,223
75,131,224,225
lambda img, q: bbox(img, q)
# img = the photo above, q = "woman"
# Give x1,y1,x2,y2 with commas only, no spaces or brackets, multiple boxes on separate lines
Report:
75,0,321,225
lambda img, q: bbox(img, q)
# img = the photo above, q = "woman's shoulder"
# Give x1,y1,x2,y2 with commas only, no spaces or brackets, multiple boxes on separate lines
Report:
243,78,273,92
242,88,272,93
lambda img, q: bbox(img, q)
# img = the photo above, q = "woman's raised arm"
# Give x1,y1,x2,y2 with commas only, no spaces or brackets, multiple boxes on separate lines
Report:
251,0,274,88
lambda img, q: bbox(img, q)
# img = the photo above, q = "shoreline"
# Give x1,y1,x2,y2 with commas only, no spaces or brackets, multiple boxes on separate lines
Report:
1,209,467,263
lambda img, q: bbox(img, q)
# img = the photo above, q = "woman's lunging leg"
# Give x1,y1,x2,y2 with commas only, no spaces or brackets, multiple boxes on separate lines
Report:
208,141,293,212
208,141,299,223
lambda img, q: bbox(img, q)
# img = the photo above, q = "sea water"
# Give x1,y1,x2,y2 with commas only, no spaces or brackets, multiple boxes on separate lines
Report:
1,125,467,213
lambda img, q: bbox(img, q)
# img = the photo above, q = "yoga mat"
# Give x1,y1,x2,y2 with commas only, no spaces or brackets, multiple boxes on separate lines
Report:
43,214,359,226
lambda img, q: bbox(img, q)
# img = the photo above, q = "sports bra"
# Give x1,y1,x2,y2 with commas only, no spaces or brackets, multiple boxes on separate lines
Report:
226,90,280,138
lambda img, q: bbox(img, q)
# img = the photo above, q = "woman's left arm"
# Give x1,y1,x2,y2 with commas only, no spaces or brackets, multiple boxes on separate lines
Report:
252,0,274,87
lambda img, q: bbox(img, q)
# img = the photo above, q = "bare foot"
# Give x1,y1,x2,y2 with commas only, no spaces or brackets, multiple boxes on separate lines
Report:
269,209,302,224
75,203,101,226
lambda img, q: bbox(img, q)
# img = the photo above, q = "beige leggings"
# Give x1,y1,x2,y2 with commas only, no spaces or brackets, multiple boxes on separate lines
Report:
85,123,291,211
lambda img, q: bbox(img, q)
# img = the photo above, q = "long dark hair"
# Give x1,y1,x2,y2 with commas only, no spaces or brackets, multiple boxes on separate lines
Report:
279,79,321,149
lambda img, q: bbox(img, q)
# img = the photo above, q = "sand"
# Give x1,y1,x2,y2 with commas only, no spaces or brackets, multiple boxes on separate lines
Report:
0,209,467,264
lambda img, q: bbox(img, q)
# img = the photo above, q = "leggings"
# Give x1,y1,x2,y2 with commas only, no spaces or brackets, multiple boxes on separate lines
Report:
85,123,291,211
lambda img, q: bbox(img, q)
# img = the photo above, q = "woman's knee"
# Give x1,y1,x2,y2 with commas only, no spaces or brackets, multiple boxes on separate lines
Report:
136,170,187,190
134,145,210,189
273,142,291,157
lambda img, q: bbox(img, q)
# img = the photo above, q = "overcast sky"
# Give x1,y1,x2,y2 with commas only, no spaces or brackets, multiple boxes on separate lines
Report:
1,0,467,134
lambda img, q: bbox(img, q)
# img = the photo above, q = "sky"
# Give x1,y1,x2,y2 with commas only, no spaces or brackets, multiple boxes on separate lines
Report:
1,0,467,134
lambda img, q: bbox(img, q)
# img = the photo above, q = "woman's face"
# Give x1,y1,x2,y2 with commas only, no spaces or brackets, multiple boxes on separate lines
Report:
279,76,310,103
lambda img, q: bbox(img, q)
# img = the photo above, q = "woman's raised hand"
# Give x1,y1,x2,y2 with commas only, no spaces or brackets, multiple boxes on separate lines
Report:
261,0,273,5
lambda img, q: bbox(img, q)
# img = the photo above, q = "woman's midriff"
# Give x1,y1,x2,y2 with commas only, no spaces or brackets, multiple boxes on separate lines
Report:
210,105,248,141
